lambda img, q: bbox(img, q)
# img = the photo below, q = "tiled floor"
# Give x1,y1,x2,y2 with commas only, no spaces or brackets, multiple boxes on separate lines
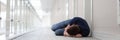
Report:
12,27,100,40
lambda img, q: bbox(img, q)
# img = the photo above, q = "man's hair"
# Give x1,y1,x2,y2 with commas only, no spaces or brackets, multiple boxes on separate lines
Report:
67,25,80,35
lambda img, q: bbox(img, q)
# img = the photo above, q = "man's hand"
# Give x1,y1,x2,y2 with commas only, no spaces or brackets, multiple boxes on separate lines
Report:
64,31,70,37
65,25,70,30
64,25,70,36
74,34,82,38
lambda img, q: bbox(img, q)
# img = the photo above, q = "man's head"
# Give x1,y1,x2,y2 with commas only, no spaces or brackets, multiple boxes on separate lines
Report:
67,25,80,35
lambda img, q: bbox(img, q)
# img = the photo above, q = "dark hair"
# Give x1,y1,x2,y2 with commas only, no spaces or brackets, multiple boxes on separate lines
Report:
67,25,80,35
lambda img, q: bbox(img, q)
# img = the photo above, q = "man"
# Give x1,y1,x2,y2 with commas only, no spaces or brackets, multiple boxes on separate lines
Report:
51,17,90,37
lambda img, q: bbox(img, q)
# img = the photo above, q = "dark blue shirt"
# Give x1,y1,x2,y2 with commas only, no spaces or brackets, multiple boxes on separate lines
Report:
69,17,90,37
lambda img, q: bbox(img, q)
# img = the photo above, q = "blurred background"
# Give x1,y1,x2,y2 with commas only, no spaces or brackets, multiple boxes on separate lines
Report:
0,0,120,40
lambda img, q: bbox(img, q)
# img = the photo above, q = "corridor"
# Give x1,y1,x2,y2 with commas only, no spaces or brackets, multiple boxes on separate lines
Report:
0,0,120,40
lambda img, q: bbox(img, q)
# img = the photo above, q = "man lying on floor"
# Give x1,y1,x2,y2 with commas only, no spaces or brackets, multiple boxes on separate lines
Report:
51,17,90,37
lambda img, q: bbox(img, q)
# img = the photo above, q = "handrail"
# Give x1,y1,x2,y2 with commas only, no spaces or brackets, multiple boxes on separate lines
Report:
24,1,41,22
5,0,42,40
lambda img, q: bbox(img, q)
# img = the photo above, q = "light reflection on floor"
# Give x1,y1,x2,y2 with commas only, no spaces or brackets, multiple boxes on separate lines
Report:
0,34,6,40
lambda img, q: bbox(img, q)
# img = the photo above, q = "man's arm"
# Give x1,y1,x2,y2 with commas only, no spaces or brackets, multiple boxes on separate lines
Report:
64,25,70,36
64,30,70,36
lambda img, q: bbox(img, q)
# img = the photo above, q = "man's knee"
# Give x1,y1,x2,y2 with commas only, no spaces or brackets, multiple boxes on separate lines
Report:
51,24,57,31
55,29,64,36
51,22,66,31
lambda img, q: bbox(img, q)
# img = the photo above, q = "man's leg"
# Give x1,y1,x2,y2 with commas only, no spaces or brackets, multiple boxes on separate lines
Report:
51,19,71,31
54,29,64,36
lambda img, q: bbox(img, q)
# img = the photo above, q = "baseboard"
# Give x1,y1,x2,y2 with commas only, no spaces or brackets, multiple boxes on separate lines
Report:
93,31,120,40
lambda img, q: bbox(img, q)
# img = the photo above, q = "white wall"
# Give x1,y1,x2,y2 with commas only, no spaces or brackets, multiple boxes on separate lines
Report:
40,0,54,12
68,0,84,19
119,16,120,24
118,5,120,24
118,0,120,24
93,0,120,39
51,0,84,24
51,0,67,24
0,2,6,12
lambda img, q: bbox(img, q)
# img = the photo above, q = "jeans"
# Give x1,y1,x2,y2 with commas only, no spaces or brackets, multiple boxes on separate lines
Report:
51,19,71,36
